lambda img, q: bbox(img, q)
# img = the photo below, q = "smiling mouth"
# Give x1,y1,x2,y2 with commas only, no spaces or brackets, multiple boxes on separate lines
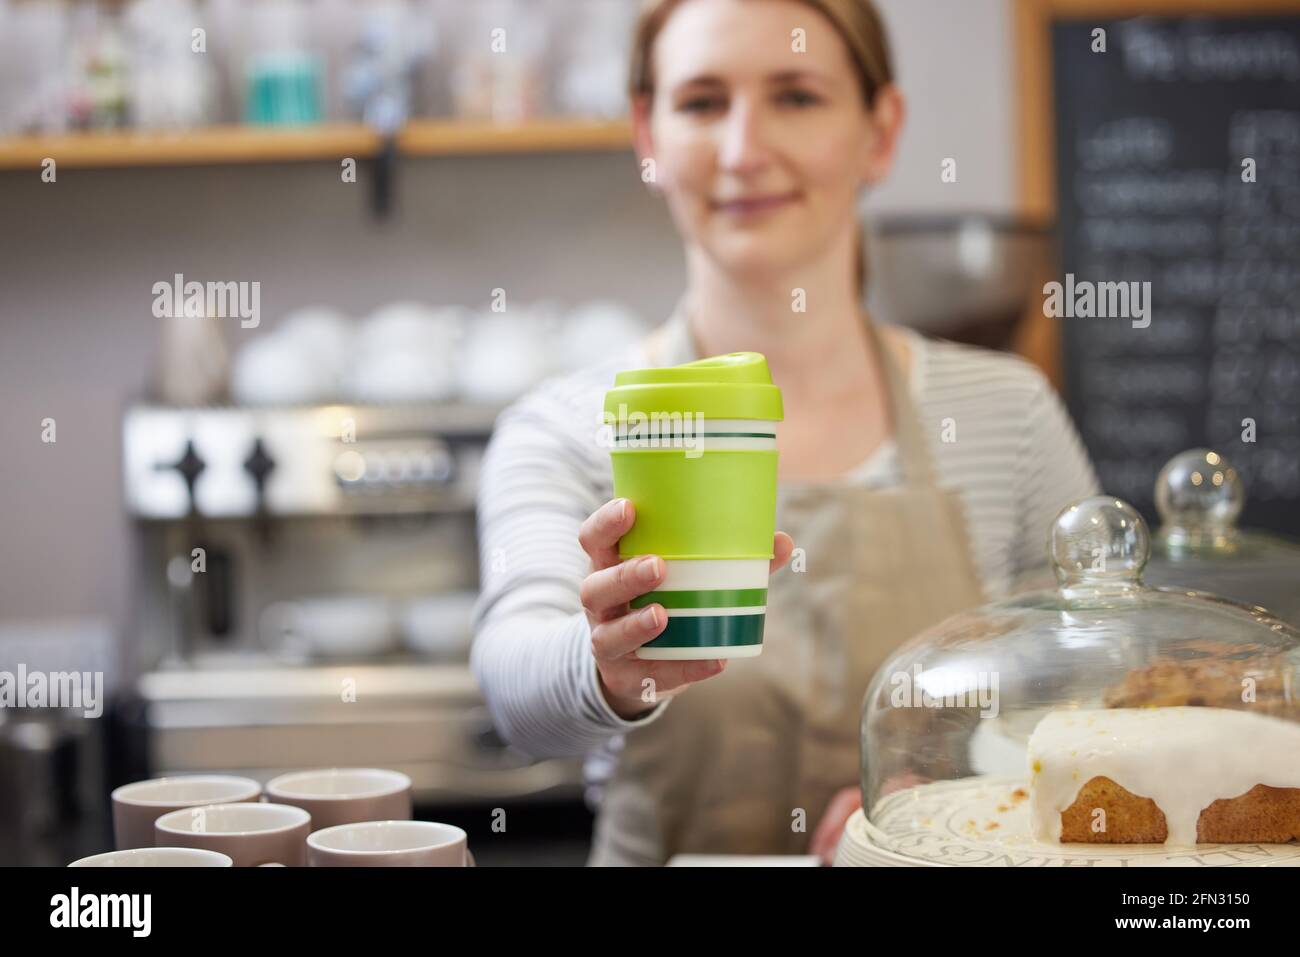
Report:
710,192,800,216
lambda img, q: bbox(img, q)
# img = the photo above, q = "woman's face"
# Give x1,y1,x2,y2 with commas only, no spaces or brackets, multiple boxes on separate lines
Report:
637,0,901,282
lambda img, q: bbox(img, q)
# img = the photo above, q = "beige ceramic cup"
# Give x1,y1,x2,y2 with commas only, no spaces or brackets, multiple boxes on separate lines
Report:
265,768,413,831
111,775,262,850
307,821,470,867
70,847,233,867
154,802,311,867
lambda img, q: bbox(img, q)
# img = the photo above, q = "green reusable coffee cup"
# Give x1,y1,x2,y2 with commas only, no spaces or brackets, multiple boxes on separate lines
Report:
604,352,783,660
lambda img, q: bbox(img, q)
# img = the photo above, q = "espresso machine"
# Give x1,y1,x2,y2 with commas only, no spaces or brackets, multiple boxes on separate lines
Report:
118,401,583,810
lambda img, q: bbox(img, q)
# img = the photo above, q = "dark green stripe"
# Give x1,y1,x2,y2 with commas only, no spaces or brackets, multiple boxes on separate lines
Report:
631,588,767,610
642,613,765,649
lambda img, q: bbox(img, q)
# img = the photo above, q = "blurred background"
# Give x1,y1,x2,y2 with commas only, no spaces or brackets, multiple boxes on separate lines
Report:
0,0,1296,865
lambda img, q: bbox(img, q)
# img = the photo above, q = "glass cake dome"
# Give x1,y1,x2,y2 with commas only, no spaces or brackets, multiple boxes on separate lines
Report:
1141,449,1300,627
850,495,1300,867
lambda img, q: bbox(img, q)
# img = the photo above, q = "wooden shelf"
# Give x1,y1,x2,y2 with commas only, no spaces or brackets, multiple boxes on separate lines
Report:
400,117,632,156
0,124,378,170
0,118,633,171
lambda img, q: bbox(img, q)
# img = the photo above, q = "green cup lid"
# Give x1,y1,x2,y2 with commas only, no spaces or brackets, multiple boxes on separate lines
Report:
604,352,784,421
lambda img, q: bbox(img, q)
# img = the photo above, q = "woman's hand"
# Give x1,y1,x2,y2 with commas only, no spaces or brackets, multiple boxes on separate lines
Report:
809,773,928,864
809,785,862,865
579,497,794,720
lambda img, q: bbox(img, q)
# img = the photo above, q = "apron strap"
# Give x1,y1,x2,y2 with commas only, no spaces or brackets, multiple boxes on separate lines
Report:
861,317,940,491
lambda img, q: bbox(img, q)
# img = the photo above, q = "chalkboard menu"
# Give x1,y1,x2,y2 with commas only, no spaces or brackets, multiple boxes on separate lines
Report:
1051,15,1300,536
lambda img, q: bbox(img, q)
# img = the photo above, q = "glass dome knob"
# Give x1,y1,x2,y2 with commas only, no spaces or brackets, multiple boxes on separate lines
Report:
1050,496,1149,588
1154,448,1243,533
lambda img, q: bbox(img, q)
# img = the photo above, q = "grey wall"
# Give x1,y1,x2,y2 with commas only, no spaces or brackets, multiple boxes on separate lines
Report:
0,0,1016,635
871,0,1016,214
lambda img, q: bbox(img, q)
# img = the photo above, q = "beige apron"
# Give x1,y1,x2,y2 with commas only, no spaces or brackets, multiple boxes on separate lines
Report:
588,312,986,866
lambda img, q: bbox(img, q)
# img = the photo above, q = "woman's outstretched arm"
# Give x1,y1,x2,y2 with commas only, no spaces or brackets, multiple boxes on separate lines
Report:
470,382,671,760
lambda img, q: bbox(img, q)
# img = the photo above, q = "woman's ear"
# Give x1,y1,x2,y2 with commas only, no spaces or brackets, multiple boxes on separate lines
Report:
860,84,905,186
630,94,660,191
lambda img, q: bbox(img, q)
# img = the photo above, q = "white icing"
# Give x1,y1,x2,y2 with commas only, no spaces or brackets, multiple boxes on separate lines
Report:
1027,707,1300,846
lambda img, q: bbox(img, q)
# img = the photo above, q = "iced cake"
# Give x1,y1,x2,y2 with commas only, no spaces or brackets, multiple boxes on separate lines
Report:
1027,707,1300,845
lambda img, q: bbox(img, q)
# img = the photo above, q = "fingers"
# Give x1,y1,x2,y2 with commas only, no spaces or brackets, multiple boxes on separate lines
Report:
591,600,667,660
809,785,863,864
626,658,729,706
596,655,729,714
770,530,794,573
577,498,635,572
581,554,664,624
658,657,728,685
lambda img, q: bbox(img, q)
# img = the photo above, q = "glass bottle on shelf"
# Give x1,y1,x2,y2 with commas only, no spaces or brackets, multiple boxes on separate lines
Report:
447,0,549,123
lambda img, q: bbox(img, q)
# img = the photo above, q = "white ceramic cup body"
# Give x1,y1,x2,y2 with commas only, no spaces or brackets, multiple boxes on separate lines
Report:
154,802,311,867
307,820,469,867
265,768,413,831
111,774,262,850
70,847,233,867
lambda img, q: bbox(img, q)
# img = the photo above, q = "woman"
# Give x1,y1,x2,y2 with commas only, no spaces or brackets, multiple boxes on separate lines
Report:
471,0,1098,866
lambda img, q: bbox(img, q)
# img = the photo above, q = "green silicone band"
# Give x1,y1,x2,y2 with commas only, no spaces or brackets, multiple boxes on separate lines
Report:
630,588,768,610
642,613,766,649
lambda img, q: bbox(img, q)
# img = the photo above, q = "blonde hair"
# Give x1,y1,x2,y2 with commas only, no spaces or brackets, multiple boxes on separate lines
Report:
628,0,895,295
629,0,895,107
